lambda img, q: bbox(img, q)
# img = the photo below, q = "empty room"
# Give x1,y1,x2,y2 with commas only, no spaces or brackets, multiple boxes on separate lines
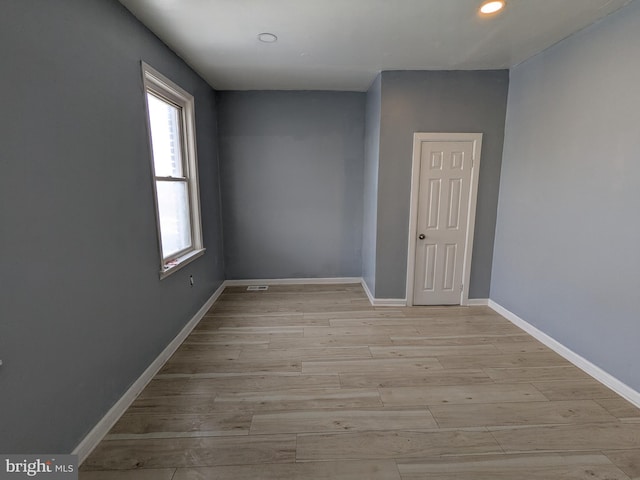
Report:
1,0,639,478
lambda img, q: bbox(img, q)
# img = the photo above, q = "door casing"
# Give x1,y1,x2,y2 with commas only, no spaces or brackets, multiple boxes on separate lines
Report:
406,132,483,306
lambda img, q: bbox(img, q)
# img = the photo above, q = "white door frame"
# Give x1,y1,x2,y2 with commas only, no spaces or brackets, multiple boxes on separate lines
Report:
406,132,483,306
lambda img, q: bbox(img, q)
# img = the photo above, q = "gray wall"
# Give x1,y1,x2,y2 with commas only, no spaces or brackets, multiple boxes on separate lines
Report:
218,91,365,279
375,71,509,299
0,0,224,452
362,75,382,295
492,1,640,391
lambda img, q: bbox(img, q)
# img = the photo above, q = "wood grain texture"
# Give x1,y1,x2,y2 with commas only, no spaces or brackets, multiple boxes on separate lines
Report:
328,315,504,327
596,397,640,419
397,453,631,480
171,460,401,480
437,351,566,369
296,430,502,460
493,340,550,354
240,346,372,362
429,400,617,428
303,325,420,337
491,423,640,452
137,374,340,398
159,358,302,375
302,357,442,375
213,387,383,412
415,322,524,336
270,335,395,348
250,408,437,434
379,383,546,406
82,435,296,470
389,334,532,346
81,283,640,476
339,369,492,388
109,411,252,436
79,469,176,480
604,449,640,479
369,344,501,358
532,379,619,400
484,366,590,383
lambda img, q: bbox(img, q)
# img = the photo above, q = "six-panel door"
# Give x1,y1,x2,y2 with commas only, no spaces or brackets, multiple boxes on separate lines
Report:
413,141,473,305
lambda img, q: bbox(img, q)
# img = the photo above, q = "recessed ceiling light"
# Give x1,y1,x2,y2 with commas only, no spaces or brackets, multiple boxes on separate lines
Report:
257,32,278,43
479,0,505,15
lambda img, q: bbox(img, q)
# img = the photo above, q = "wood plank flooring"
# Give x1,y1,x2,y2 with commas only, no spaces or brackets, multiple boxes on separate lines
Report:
80,284,640,479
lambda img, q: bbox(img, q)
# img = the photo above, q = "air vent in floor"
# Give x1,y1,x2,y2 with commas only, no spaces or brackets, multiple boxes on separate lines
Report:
247,285,269,291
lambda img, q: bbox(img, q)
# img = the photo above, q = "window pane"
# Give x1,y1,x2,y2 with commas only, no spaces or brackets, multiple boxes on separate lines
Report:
147,93,184,178
156,180,192,258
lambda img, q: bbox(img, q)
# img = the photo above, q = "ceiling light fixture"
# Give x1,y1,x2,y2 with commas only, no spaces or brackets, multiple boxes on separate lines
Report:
257,32,278,43
479,0,505,15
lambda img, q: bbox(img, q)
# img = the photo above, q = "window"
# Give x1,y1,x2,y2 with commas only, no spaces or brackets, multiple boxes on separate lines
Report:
142,63,204,278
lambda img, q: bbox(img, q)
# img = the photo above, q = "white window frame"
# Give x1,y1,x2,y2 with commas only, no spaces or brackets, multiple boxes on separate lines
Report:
142,62,205,278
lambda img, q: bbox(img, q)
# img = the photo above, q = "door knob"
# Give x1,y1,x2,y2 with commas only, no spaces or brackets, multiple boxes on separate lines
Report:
418,234,426,240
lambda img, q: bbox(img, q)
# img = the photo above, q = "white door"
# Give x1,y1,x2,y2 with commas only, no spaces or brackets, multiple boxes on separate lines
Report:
411,137,479,305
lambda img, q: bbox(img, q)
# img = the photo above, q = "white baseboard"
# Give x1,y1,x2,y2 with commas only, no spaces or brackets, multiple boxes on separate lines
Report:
225,277,407,306
360,278,375,303
465,298,489,306
489,300,640,409
223,277,362,286
371,298,408,307
224,277,407,306
360,278,407,307
72,282,226,463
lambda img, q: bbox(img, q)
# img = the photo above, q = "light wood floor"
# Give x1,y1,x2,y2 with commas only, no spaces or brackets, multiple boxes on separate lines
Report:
81,284,640,479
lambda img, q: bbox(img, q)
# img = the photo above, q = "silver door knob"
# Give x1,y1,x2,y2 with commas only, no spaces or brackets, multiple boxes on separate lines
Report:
418,234,426,240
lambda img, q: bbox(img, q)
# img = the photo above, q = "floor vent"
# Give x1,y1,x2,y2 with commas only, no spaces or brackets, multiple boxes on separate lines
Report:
247,285,269,291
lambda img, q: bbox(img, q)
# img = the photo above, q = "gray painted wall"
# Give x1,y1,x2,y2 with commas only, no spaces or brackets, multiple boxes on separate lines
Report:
218,91,365,279
375,71,509,299
492,1,640,391
0,0,224,452
362,75,382,295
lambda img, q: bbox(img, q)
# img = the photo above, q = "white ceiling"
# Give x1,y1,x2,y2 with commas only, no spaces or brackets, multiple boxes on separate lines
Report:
119,0,633,91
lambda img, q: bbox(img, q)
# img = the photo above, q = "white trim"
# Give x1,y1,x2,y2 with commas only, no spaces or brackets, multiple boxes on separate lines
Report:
406,133,483,306
370,298,408,307
72,282,226,463
465,298,489,306
360,278,375,304
489,300,640,409
223,277,362,286
360,278,407,307
141,62,204,278
159,248,206,279
224,277,407,307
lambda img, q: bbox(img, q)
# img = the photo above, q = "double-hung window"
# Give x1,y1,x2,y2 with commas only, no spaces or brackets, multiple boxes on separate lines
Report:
142,63,204,278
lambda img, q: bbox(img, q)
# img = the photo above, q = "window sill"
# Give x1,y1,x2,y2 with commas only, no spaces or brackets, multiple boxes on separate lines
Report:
159,248,206,279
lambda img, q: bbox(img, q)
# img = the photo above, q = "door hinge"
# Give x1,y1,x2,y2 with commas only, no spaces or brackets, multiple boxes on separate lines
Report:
460,284,464,292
